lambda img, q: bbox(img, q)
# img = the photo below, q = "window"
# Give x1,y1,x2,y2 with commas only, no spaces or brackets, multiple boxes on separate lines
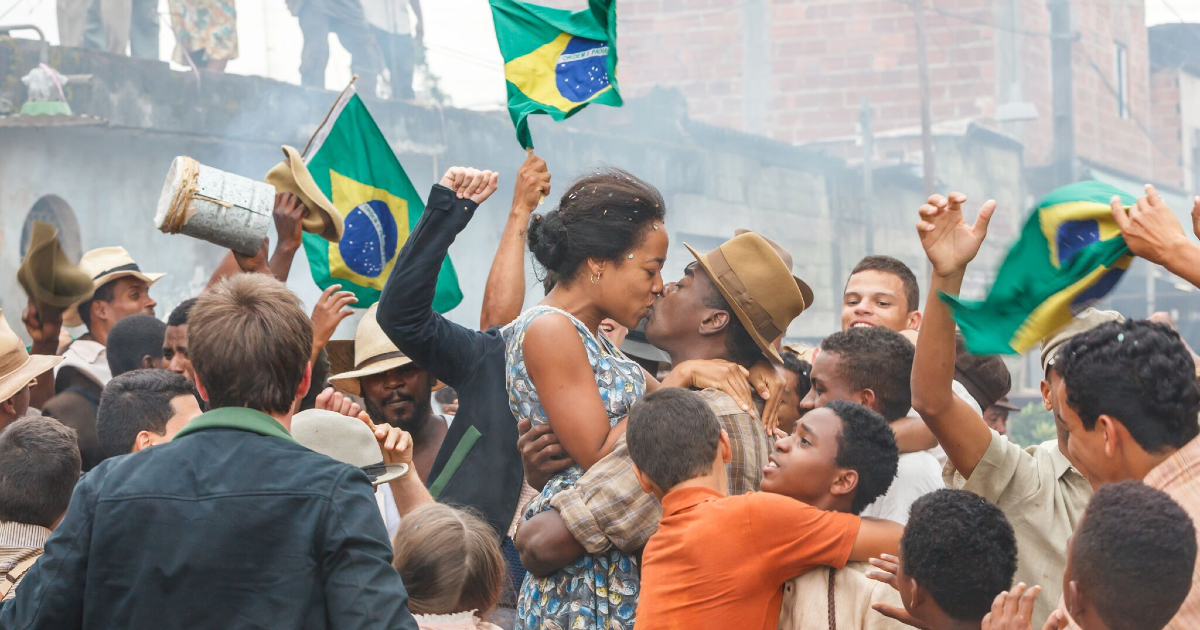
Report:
1115,43,1130,120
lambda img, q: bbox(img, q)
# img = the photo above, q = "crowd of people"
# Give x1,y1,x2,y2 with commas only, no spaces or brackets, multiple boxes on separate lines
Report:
53,0,422,97
2,152,1200,630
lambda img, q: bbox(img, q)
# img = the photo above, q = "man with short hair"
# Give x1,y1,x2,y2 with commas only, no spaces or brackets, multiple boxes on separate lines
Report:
0,417,81,602
982,399,1019,436
96,369,201,460
163,298,197,384
843,255,922,332
329,304,447,482
0,274,420,630
0,311,62,434
43,247,163,471
104,315,166,377
802,326,942,524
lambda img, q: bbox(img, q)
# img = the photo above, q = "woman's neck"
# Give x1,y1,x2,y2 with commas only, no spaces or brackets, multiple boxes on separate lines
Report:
540,284,606,333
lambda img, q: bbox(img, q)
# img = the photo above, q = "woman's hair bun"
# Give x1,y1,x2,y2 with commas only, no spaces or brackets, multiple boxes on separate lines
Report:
527,211,570,272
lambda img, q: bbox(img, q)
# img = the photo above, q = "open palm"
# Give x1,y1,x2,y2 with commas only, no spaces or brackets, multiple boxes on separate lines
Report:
917,192,996,278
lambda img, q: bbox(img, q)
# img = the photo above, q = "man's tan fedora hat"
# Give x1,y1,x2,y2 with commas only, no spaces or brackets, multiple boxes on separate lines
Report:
328,304,415,396
265,145,344,243
64,247,165,328
18,221,95,310
0,309,63,402
733,228,815,311
291,409,409,484
685,232,810,364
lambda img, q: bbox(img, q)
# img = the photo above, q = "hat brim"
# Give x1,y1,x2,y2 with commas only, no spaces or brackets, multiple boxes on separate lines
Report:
0,354,63,402
685,242,783,364
329,354,443,396
63,271,165,328
265,146,344,243
370,462,410,485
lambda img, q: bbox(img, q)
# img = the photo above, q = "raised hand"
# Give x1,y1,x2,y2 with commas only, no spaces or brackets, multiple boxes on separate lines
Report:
439,166,500,205
311,284,357,355
272,192,306,252
1111,184,1190,266
1192,196,1200,241
981,583,1041,630
233,237,271,275
314,386,365,418
917,192,996,278
513,151,552,214
22,300,63,349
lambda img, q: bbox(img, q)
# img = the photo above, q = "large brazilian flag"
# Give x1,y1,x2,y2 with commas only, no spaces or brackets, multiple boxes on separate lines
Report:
490,0,622,148
301,87,462,312
944,181,1136,355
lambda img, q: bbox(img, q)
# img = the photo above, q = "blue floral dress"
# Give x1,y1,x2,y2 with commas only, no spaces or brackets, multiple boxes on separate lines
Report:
504,306,646,630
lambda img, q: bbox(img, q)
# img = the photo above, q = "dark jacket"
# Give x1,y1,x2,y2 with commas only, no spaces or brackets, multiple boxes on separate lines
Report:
377,184,523,538
0,407,419,630
41,371,103,471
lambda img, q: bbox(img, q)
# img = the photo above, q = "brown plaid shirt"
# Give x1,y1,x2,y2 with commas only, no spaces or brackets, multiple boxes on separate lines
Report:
549,388,771,554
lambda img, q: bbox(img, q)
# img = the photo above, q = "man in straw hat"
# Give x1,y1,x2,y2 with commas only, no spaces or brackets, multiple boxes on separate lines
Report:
0,273,420,630
41,246,163,471
515,231,812,579
328,304,447,483
0,310,63,433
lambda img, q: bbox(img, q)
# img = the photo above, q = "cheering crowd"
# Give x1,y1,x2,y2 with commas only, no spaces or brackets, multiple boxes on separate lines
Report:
2,152,1200,630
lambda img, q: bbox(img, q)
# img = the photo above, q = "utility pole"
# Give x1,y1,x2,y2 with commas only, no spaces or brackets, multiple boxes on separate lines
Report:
1049,0,1076,186
861,98,875,255
914,0,936,196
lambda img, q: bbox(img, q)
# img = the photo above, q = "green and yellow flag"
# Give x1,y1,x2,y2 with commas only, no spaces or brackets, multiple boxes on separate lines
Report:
301,86,462,312
490,0,622,148
944,181,1136,354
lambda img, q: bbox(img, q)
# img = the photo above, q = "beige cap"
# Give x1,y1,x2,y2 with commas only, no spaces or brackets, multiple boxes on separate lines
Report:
1039,308,1125,373
291,409,409,484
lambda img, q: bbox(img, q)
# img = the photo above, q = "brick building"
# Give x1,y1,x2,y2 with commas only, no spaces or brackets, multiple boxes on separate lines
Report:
543,0,1170,188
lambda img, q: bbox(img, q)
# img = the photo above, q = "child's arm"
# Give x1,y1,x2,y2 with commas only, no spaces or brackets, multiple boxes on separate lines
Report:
523,314,627,470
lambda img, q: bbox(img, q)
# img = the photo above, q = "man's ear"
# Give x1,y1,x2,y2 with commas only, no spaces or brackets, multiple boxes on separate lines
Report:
1097,415,1126,459
718,429,732,464
1040,379,1052,411
831,468,859,500
141,355,158,370
860,388,877,411
132,430,156,453
908,577,928,612
632,463,661,496
699,310,731,337
193,374,210,403
906,311,922,331
1065,580,1084,619
0,398,15,415
92,300,111,327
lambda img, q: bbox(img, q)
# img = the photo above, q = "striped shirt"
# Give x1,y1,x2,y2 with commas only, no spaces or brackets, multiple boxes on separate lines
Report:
549,388,771,554
1144,434,1200,630
0,521,51,601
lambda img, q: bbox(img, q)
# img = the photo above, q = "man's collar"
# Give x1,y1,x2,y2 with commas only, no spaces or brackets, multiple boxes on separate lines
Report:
661,485,724,517
173,407,297,443
1043,439,1080,481
0,521,51,549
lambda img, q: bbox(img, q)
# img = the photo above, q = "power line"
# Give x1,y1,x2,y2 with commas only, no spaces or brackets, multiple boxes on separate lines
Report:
0,0,42,23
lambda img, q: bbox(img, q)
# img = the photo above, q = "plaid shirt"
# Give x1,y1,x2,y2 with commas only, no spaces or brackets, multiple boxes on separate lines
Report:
1144,434,1200,630
549,388,770,554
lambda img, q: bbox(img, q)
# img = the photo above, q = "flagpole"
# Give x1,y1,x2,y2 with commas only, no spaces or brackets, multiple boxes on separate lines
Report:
302,75,360,159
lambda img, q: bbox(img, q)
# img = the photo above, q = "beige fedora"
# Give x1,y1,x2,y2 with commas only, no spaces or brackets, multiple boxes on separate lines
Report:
0,309,63,403
18,221,95,310
63,247,166,328
686,232,810,364
265,145,344,243
733,228,815,311
291,409,409,484
328,304,415,396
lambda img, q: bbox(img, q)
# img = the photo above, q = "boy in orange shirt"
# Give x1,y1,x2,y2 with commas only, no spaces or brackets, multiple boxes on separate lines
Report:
629,387,904,630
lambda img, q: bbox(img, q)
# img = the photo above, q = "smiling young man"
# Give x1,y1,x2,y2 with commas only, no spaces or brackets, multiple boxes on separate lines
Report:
843,255,922,332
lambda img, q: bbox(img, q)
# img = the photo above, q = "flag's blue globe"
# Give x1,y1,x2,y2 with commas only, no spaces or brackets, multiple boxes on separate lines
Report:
556,36,610,103
338,199,398,278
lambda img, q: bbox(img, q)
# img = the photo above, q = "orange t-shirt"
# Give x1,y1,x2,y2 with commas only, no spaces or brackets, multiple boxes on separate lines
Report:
635,486,861,630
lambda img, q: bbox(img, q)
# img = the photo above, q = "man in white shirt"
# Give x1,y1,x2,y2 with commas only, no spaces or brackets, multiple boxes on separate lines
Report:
361,0,422,99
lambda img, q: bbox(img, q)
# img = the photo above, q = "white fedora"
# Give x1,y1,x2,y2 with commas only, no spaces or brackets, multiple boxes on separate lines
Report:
64,247,165,328
291,409,409,484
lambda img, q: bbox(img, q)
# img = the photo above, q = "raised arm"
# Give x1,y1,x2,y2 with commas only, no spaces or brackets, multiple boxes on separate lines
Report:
375,168,498,387
479,152,550,329
910,192,996,479
1112,184,1200,292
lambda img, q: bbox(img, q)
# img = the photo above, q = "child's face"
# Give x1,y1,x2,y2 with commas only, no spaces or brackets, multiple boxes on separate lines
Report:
761,407,844,504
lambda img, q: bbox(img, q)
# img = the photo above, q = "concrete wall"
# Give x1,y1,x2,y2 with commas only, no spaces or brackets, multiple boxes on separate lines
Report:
0,41,861,342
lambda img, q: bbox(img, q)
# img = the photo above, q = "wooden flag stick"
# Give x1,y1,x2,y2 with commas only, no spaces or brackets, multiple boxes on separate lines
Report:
302,75,359,159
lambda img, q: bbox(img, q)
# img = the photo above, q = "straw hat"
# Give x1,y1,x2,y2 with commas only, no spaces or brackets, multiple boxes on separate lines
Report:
685,232,810,364
291,409,409,484
733,228,815,312
265,145,344,243
18,221,95,310
328,304,416,396
63,247,165,328
0,309,63,403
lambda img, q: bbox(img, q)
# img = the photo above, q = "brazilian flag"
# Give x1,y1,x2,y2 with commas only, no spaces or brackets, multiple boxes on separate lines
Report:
944,181,1136,354
490,0,622,148
301,87,462,312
